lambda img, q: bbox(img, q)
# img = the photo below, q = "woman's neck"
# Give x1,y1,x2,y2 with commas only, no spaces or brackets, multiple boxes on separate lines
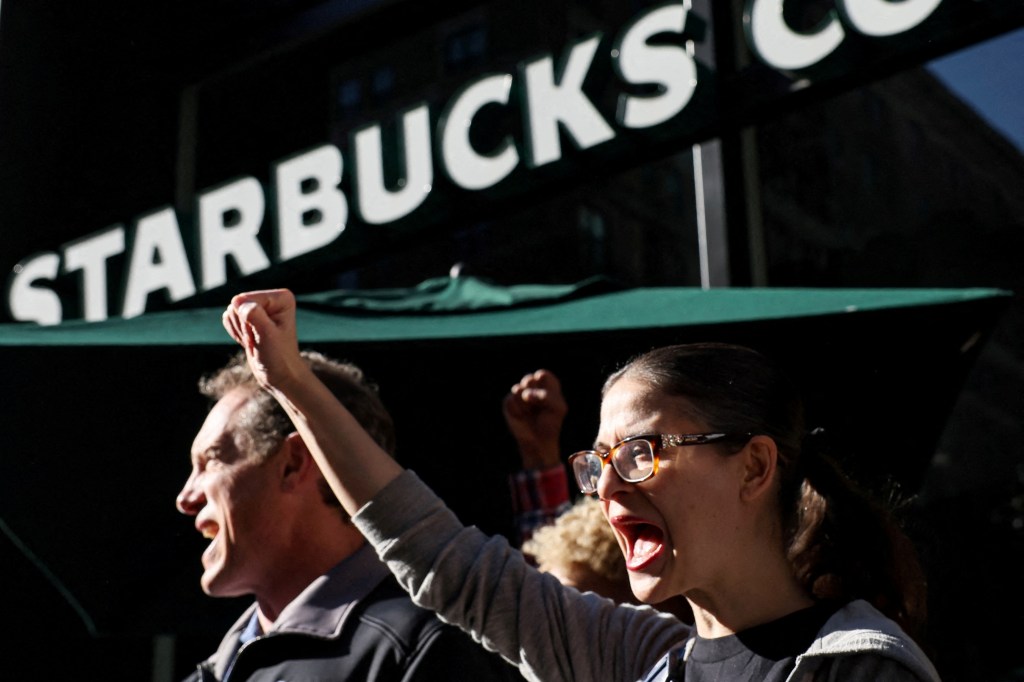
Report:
685,553,814,638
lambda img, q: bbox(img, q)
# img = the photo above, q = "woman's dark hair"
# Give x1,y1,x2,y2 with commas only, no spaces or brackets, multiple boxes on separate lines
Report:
605,342,927,641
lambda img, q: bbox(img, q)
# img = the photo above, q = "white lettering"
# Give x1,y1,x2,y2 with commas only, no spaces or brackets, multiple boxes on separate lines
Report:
440,74,519,191
522,34,616,167
614,4,697,129
838,0,942,37
7,253,62,325
63,227,125,322
121,208,197,318
744,0,844,71
274,145,347,261
7,0,953,324
198,177,270,290
746,0,942,70
353,104,434,225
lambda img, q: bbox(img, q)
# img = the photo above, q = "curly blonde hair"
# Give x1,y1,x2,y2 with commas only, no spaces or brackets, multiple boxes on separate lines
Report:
523,496,626,582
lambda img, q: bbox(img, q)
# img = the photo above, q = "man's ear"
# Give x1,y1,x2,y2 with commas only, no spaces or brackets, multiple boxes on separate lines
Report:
279,431,315,492
739,435,778,503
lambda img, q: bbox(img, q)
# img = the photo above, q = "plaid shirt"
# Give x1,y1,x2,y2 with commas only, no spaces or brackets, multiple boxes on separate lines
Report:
507,464,572,545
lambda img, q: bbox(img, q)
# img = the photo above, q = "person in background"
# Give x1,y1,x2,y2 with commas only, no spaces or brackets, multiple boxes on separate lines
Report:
522,495,634,604
175,350,516,682
221,288,941,682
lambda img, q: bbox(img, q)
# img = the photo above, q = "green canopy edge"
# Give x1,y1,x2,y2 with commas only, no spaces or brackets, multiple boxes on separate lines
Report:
0,279,1011,347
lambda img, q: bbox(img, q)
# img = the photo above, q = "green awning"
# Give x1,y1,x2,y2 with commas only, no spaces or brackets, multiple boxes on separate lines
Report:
0,276,1010,346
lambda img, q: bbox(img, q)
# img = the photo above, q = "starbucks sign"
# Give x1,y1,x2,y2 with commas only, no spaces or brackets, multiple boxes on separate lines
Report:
6,0,1006,324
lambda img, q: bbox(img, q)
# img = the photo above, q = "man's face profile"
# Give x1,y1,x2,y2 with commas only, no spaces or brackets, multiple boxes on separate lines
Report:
176,387,284,598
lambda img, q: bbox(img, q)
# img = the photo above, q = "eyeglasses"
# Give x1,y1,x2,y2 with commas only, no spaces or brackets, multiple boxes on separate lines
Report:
568,433,742,494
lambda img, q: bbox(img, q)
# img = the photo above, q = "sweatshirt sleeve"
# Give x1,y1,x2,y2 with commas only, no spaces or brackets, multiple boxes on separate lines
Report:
353,470,691,682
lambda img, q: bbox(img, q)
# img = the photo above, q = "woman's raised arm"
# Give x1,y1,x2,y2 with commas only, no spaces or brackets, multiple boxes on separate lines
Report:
223,288,404,513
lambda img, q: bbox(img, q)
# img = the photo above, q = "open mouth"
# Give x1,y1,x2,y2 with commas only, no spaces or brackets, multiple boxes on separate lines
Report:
613,518,665,570
198,522,221,565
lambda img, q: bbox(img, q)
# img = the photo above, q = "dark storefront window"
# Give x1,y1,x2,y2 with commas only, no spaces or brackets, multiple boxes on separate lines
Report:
328,146,705,291
443,24,489,71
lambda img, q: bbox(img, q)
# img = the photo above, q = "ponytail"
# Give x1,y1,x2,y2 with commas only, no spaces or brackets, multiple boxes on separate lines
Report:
784,429,928,642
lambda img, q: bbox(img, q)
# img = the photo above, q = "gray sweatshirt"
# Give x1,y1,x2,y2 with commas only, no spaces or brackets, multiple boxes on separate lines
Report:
353,471,941,682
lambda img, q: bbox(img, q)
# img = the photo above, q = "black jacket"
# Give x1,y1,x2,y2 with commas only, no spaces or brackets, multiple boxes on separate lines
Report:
183,545,516,682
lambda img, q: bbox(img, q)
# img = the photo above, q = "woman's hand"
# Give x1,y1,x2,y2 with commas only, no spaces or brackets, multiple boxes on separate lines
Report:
222,287,405,512
222,288,307,392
